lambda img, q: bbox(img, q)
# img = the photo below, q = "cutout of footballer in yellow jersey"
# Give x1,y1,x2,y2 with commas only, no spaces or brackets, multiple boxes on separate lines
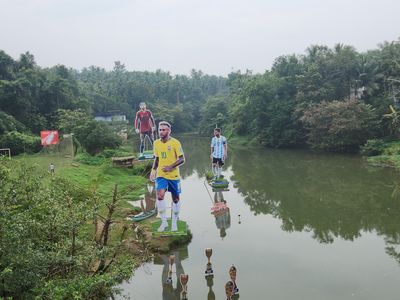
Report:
150,121,185,232
153,137,184,180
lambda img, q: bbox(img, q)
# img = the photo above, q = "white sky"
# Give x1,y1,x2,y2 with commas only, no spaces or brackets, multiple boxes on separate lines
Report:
0,0,399,76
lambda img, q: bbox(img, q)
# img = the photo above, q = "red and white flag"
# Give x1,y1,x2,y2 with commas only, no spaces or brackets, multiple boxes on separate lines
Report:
40,130,59,146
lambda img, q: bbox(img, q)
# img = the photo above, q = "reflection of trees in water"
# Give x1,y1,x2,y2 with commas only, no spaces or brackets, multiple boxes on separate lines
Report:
179,136,231,179
385,236,400,265
231,147,400,249
205,275,215,300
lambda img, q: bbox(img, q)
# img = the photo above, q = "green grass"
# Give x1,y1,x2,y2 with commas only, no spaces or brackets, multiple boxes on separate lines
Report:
151,220,188,236
15,152,74,172
14,151,152,252
61,163,146,199
367,155,400,168
13,149,193,254
382,141,400,156
366,141,400,169
14,152,148,221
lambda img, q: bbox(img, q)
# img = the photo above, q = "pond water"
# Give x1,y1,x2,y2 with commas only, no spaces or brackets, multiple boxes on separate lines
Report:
119,136,400,300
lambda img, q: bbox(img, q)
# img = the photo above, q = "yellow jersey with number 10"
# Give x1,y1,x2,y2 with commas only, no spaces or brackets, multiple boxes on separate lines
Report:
153,137,184,180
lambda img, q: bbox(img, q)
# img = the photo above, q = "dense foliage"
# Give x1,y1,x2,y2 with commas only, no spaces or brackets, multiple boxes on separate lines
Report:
1,39,400,153
225,41,400,151
301,99,378,151
0,160,134,298
0,131,41,155
0,50,228,153
74,120,122,155
0,111,26,135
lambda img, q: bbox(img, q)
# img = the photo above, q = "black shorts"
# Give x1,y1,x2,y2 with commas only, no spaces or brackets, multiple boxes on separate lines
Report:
212,157,224,166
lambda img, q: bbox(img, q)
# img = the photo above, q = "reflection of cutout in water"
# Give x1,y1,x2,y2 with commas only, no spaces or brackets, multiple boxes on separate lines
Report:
179,274,189,300
140,183,156,212
229,265,239,295
225,281,234,300
166,255,175,283
212,191,231,238
205,248,214,276
154,246,189,299
205,275,215,300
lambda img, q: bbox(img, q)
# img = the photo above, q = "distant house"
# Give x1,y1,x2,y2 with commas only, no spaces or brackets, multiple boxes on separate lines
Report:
94,112,127,122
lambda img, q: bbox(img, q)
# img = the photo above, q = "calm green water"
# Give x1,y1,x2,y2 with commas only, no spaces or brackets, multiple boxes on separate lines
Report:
119,137,400,300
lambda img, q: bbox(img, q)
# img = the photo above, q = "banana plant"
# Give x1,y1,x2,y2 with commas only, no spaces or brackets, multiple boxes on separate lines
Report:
383,105,400,137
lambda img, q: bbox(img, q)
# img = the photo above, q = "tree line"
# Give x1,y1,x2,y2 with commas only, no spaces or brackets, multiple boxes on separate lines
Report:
0,50,227,154
1,38,400,155
214,39,400,152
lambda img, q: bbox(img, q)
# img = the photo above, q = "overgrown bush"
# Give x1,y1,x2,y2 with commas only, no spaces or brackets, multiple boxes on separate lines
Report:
100,148,133,158
54,108,91,133
74,152,107,166
360,139,385,156
131,162,152,176
0,160,134,299
301,99,378,152
74,120,122,155
75,148,136,166
383,142,400,155
0,131,41,155
0,111,27,134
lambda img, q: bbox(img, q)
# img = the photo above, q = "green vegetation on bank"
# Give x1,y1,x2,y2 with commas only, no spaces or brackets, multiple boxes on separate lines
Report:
2,38,400,157
1,141,194,298
0,135,150,295
1,37,400,296
0,156,144,299
363,140,400,168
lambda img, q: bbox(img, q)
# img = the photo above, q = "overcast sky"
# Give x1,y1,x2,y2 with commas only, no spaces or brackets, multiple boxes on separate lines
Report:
0,0,399,76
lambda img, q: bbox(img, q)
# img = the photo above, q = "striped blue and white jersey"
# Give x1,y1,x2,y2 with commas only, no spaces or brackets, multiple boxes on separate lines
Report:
211,136,227,159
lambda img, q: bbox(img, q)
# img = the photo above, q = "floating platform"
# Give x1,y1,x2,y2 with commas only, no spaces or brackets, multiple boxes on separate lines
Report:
131,208,157,222
151,219,188,236
212,187,229,192
210,178,229,189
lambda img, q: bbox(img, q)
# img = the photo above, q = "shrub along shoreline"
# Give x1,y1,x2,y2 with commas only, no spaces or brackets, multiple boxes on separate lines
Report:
0,151,190,299
361,139,400,168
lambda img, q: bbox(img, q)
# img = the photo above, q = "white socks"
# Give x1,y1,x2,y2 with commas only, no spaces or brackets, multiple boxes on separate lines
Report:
171,201,181,231
212,165,217,178
157,200,181,232
216,166,222,179
157,199,168,232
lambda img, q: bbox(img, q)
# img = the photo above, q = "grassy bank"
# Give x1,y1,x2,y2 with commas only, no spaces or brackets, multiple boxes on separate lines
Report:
365,140,400,169
15,151,191,250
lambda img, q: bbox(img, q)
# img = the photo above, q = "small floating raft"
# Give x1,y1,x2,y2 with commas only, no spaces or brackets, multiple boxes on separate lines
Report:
151,219,188,236
131,208,157,222
210,178,229,189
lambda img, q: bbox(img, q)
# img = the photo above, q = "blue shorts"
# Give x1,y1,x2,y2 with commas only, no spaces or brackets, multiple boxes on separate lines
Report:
155,177,181,197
